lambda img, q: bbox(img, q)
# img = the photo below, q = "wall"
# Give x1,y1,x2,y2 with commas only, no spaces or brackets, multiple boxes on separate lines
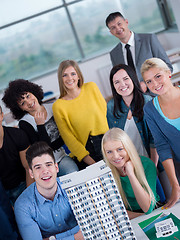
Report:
34,53,113,100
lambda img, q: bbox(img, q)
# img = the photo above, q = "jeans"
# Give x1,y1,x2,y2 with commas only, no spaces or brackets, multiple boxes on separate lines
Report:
0,206,19,240
6,181,26,206
0,181,21,240
57,155,79,177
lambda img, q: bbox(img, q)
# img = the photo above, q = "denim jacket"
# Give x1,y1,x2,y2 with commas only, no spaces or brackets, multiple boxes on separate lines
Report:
107,94,154,157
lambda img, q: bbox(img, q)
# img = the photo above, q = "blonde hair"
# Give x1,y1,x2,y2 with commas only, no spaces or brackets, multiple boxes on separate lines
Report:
141,57,170,79
102,128,155,210
57,60,84,98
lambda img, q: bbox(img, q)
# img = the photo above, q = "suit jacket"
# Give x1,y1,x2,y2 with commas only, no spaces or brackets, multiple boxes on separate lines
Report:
110,33,173,82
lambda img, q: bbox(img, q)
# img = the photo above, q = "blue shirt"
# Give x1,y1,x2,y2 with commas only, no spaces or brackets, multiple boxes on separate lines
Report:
14,178,79,240
144,100,180,162
154,96,180,131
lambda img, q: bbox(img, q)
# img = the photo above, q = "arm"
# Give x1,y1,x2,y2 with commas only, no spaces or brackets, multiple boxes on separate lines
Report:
144,104,180,207
34,111,52,145
150,147,159,166
19,148,34,187
162,158,180,208
14,204,43,240
55,225,80,240
127,210,144,220
145,116,159,166
82,155,96,165
54,229,84,240
125,161,151,213
19,120,51,146
144,103,173,162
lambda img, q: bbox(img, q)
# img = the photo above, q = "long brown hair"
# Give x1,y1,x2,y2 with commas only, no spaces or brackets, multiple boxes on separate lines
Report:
57,60,84,98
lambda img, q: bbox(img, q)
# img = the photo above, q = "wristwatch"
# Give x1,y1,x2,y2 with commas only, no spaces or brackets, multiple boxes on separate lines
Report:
49,236,56,240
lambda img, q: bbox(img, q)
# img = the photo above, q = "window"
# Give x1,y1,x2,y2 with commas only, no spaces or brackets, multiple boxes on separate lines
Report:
0,0,63,26
0,0,176,91
0,9,80,90
120,0,164,33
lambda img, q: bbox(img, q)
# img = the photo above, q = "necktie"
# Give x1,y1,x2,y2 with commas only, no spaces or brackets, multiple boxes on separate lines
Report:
125,44,136,72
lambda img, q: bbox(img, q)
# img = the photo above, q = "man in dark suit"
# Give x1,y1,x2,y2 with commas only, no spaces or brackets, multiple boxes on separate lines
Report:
106,12,173,92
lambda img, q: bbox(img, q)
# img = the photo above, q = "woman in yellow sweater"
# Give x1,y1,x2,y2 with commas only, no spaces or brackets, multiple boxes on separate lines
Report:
53,60,109,169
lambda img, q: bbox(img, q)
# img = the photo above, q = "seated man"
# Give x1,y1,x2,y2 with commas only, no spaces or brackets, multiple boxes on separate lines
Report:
14,141,84,240
0,105,31,205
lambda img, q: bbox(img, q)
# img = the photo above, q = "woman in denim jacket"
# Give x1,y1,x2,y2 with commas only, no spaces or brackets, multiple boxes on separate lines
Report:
107,64,158,163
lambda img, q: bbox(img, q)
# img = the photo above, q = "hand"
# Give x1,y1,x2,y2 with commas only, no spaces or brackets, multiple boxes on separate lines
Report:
34,111,46,125
82,155,96,165
163,184,180,209
74,230,84,240
124,160,134,177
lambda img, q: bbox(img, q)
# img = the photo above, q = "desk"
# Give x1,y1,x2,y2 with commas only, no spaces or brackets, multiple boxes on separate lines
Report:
131,201,180,240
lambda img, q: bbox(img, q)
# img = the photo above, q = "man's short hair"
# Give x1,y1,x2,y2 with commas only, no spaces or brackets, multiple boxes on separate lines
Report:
105,12,125,28
26,141,55,169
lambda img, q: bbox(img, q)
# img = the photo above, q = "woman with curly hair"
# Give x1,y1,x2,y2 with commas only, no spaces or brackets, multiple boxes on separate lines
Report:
2,79,79,176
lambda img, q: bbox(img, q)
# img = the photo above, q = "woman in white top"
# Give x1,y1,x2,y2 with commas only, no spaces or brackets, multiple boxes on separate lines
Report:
2,79,79,176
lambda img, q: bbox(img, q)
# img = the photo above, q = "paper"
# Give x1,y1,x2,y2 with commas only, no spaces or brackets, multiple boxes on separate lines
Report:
138,212,180,240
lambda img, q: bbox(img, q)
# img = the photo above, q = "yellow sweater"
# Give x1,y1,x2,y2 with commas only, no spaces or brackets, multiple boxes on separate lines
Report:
52,82,109,161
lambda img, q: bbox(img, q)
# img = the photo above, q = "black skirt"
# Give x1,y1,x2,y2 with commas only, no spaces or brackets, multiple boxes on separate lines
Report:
74,134,104,170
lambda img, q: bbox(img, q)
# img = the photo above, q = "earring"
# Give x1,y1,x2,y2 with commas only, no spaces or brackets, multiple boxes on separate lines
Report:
169,76,171,78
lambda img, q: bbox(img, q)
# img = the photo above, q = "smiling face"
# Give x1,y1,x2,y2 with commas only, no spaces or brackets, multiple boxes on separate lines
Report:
103,140,130,175
143,67,171,95
113,69,134,98
108,16,131,43
62,66,79,91
29,154,59,196
18,92,39,114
